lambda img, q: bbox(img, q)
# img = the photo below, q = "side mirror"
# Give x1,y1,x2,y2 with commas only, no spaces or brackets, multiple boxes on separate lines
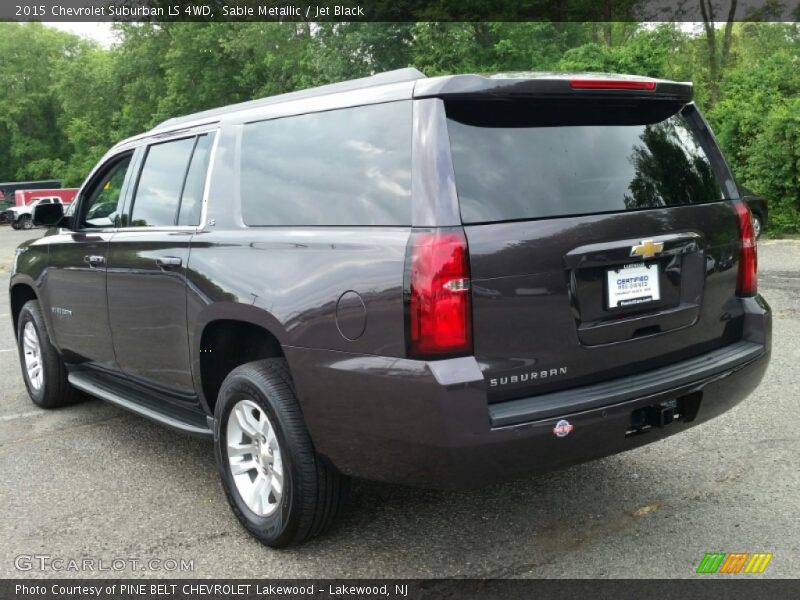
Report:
32,202,65,227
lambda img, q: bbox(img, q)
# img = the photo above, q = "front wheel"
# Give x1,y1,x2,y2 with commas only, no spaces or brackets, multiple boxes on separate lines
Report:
17,300,80,408
11,220,21,230
214,358,349,547
20,215,32,230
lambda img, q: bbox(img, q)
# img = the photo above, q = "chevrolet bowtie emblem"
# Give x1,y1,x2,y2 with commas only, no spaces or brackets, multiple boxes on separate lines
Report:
630,239,664,259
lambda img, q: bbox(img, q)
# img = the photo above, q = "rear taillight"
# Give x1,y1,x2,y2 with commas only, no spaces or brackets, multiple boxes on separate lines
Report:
569,78,656,91
406,229,472,358
734,201,758,297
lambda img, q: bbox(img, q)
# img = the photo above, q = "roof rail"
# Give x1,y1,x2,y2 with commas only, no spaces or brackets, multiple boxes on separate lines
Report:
151,67,426,132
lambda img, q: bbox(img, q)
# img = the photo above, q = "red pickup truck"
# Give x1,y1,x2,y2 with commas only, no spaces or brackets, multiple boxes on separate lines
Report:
14,188,78,207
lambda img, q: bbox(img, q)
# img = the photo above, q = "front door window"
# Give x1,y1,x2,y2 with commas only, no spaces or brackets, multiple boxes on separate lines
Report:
81,156,132,229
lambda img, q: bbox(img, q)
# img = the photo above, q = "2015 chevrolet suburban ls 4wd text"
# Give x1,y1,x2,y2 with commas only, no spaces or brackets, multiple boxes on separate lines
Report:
10,69,771,547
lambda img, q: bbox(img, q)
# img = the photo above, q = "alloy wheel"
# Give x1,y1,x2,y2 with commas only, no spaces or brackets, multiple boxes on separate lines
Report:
226,399,285,516
22,321,43,391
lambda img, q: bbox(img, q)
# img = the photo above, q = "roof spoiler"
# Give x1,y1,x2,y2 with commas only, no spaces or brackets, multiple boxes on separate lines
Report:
413,73,693,103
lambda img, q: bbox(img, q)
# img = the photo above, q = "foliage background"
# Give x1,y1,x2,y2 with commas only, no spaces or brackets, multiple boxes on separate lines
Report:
0,20,798,232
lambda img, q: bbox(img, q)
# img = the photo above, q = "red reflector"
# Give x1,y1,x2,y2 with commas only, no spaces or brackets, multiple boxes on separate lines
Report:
734,201,757,297
569,79,656,91
407,229,472,357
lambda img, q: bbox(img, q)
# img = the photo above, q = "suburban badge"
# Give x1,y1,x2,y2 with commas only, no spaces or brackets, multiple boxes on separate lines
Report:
488,366,568,388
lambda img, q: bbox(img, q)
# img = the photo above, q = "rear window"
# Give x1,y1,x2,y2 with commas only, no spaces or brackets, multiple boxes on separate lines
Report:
446,101,725,224
240,101,412,226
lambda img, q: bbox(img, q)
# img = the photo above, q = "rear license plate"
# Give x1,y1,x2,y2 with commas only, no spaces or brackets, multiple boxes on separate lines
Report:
607,262,660,308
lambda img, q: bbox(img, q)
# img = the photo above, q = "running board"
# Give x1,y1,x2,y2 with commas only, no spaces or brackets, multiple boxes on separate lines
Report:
68,370,212,437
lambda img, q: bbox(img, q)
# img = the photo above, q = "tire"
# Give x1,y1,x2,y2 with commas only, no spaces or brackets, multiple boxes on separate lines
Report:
214,358,348,547
20,215,32,230
17,300,80,409
11,220,20,230
752,213,763,239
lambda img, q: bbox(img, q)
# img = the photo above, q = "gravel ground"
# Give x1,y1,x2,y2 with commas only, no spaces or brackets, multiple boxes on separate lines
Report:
0,226,797,579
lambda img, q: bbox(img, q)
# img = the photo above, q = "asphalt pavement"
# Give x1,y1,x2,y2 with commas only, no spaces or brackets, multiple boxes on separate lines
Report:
0,225,797,578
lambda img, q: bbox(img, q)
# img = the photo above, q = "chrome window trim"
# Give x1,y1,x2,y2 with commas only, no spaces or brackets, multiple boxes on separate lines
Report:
110,226,200,233
197,127,221,232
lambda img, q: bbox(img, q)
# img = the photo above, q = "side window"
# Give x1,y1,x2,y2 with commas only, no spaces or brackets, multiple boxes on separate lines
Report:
240,101,412,226
177,134,213,226
130,137,196,227
81,155,132,229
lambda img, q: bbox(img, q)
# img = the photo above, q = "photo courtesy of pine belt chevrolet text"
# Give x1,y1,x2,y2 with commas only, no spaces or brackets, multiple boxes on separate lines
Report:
8,69,771,547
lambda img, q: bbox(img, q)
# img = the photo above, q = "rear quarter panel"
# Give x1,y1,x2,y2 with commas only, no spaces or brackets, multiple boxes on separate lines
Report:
186,227,410,356
187,107,419,397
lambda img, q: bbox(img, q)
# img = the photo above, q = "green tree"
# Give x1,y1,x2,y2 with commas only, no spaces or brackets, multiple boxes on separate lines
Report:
0,23,76,180
0,20,797,232
310,23,414,83
707,24,800,232
110,23,171,135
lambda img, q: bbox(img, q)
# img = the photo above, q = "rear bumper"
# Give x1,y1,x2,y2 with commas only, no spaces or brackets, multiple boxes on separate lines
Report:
489,340,764,427
286,296,771,488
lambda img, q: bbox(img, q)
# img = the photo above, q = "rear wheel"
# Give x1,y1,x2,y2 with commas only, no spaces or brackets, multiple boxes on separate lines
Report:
214,358,348,547
17,300,80,409
20,215,32,230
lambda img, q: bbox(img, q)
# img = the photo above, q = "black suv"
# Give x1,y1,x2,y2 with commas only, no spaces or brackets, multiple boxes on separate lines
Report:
10,69,771,547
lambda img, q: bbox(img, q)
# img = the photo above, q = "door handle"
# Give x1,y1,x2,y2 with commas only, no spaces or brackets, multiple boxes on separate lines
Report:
84,255,105,266
156,256,182,268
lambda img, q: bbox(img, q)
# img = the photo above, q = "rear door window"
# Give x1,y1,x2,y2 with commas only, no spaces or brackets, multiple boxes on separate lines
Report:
178,134,214,226
131,137,196,227
446,101,725,224
128,134,214,228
